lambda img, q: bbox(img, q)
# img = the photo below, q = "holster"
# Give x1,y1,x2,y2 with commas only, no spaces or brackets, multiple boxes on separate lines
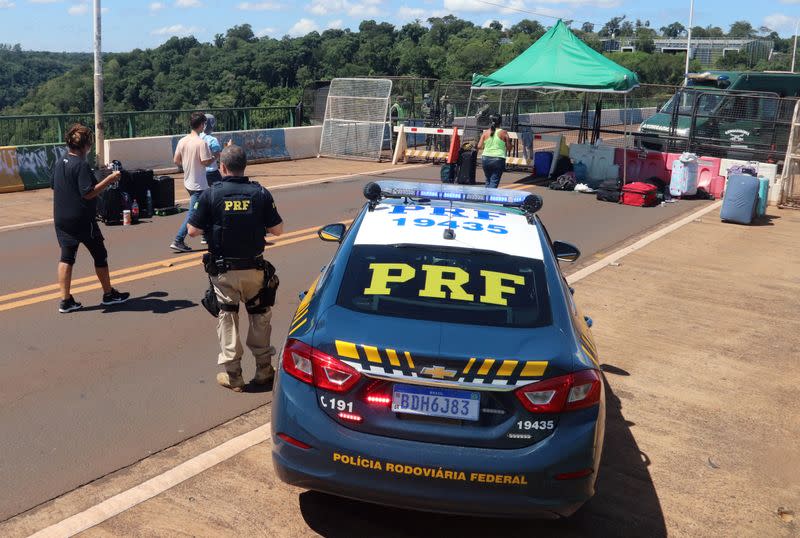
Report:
201,276,220,317
244,260,279,314
202,253,228,276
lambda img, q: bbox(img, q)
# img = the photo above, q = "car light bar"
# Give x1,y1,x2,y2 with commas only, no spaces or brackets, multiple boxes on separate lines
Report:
366,180,542,212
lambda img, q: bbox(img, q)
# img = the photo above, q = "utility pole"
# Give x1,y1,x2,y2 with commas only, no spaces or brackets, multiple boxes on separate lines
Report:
793,19,799,73
684,0,695,84
93,0,104,164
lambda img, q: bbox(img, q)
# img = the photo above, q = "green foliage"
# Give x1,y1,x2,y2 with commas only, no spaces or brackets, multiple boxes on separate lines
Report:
608,52,699,87
0,46,90,110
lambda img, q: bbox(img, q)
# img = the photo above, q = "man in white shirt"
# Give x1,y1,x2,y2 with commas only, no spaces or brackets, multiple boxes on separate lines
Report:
171,111,215,252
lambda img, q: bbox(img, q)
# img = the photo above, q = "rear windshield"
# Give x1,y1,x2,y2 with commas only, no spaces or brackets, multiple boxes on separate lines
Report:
337,245,551,328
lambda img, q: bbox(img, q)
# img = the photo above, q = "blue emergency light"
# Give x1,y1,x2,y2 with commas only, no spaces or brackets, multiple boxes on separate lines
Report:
365,180,541,213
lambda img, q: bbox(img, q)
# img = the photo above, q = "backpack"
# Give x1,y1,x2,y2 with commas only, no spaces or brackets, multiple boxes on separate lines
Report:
549,172,576,191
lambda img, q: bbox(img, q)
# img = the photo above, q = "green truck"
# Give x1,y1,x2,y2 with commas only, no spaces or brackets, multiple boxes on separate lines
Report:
638,71,800,159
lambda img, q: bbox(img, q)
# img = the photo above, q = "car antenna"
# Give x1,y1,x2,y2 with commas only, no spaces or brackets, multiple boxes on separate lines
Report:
443,200,456,240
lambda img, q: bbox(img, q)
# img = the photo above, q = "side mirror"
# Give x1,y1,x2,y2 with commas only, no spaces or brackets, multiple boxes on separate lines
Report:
319,223,346,243
553,240,581,263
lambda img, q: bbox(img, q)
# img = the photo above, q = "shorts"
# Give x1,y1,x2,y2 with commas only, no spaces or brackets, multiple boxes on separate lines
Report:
56,220,108,267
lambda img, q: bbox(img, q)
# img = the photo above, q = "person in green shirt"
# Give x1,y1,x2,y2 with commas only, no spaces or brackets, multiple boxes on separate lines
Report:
477,114,511,188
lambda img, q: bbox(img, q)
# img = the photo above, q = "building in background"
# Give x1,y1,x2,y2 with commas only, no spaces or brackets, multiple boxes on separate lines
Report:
602,38,774,68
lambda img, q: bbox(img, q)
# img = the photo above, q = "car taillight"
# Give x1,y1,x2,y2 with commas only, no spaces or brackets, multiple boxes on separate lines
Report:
282,339,361,393
515,369,601,413
363,379,392,406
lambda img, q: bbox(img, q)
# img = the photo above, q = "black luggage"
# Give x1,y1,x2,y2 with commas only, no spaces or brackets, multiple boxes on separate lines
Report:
152,175,175,209
455,149,477,185
124,169,155,216
596,179,621,203
97,186,124,223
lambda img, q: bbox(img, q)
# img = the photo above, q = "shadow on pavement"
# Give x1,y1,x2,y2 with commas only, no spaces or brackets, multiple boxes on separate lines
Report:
81,291,197,314
297,375,666,538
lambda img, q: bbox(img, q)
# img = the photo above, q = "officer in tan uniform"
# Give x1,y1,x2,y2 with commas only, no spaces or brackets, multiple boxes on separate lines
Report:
187,144,283,392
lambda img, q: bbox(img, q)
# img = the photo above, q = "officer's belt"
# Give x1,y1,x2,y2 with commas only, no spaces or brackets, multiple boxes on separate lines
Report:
223,255,265,271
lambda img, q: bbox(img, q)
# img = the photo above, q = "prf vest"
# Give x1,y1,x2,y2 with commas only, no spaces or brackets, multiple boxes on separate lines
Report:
207,178,267,259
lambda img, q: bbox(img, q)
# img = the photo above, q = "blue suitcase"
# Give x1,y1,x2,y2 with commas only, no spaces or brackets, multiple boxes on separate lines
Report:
721,174,759,224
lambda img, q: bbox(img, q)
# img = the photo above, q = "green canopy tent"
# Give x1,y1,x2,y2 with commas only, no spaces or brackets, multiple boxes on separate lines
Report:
470,19,641,182
471,20,639,93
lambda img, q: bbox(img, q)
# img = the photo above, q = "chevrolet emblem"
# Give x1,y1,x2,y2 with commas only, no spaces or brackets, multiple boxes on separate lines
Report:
420,365,458,380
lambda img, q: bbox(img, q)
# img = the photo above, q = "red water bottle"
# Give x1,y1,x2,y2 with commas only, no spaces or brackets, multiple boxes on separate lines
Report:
131,199,140,223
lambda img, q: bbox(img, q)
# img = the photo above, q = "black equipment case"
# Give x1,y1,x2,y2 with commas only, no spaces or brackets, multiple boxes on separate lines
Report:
152,175,175,209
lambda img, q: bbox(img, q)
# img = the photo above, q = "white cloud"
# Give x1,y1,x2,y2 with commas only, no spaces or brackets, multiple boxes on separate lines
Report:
149,2,165,12
307,0,381,17
764,13,797,33
482,18,510,29
0,0,15,7
238,1,279,9
256,26,278,37
151,24,203,36
397,5,425,19
175,0,201,7
328,19,343,29
67,1,88,15
443,0,614,11
288,17,319,36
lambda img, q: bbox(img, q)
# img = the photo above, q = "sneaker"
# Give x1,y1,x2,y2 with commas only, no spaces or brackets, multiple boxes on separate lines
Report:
251,365,275,385
170,241,192,252
101,288,130,306
217,372,245,392
58,296,83,313
201,236,208,245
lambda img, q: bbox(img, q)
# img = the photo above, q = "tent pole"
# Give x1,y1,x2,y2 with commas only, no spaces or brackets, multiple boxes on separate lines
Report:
623,93,628,186
464,89,473,140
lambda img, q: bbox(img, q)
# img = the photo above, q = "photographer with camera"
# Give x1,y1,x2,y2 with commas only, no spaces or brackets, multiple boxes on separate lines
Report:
51,124,130,313
187,144,283,392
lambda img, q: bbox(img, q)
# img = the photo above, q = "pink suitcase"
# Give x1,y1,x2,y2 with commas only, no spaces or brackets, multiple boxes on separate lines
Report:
614,148,669,183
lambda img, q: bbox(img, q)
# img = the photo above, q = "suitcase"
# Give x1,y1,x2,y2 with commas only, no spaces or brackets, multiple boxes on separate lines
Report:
721,174,759,224
97,186,123,224
124,169,155,217
440,164,456,183
669,153,699,197
455,149,477,185
621,182,658,207
152,175,175,209
596,179,621,203
757,177,769,217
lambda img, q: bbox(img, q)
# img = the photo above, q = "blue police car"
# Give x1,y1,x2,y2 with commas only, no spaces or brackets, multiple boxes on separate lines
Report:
271,181,604,519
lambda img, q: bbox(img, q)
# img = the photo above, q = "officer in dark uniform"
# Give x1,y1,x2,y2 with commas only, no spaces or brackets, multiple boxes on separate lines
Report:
187,144,283,392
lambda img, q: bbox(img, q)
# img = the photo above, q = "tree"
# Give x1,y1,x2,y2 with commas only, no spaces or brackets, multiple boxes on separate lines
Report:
225,24,256,43
599,16,626,37
660,22,686,38
509,19,545,37
728,21,755,38
488,20,504,32
580,22,594,34
619,21,635,37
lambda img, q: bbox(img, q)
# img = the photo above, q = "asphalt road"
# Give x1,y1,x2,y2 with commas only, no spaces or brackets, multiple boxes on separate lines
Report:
0,166,706,521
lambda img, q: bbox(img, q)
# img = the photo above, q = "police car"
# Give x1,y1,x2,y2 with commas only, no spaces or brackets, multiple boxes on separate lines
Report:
271,181,604,518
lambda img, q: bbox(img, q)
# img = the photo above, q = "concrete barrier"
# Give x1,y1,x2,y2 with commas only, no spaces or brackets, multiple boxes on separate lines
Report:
0,144,67,193
106,125,323,172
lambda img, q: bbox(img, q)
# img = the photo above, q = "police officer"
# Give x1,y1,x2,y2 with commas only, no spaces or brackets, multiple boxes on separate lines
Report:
187,144,284,392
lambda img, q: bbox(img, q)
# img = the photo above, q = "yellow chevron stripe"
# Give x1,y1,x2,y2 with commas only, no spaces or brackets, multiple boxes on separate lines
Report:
477,359,495,376
582,345,599,365
293,304,309,322
386,348,401,367
288,318,307,335
463,357,476,374
497,360,518,377
520,361,548,377
289,316,307,331
581,334,597,356
335,340,360,360
404,351,415,369
362,345,383,364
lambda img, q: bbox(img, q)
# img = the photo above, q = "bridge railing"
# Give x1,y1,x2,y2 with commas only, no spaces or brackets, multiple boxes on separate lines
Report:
0,106,296,147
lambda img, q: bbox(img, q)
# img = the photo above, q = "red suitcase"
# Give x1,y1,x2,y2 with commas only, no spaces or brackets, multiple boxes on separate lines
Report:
621,182,658,207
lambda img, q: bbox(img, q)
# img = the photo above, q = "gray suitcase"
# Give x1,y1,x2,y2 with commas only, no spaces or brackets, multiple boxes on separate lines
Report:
720,174,759,224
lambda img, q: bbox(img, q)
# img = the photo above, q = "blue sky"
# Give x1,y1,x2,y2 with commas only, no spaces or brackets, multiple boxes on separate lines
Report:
0,0,797,52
